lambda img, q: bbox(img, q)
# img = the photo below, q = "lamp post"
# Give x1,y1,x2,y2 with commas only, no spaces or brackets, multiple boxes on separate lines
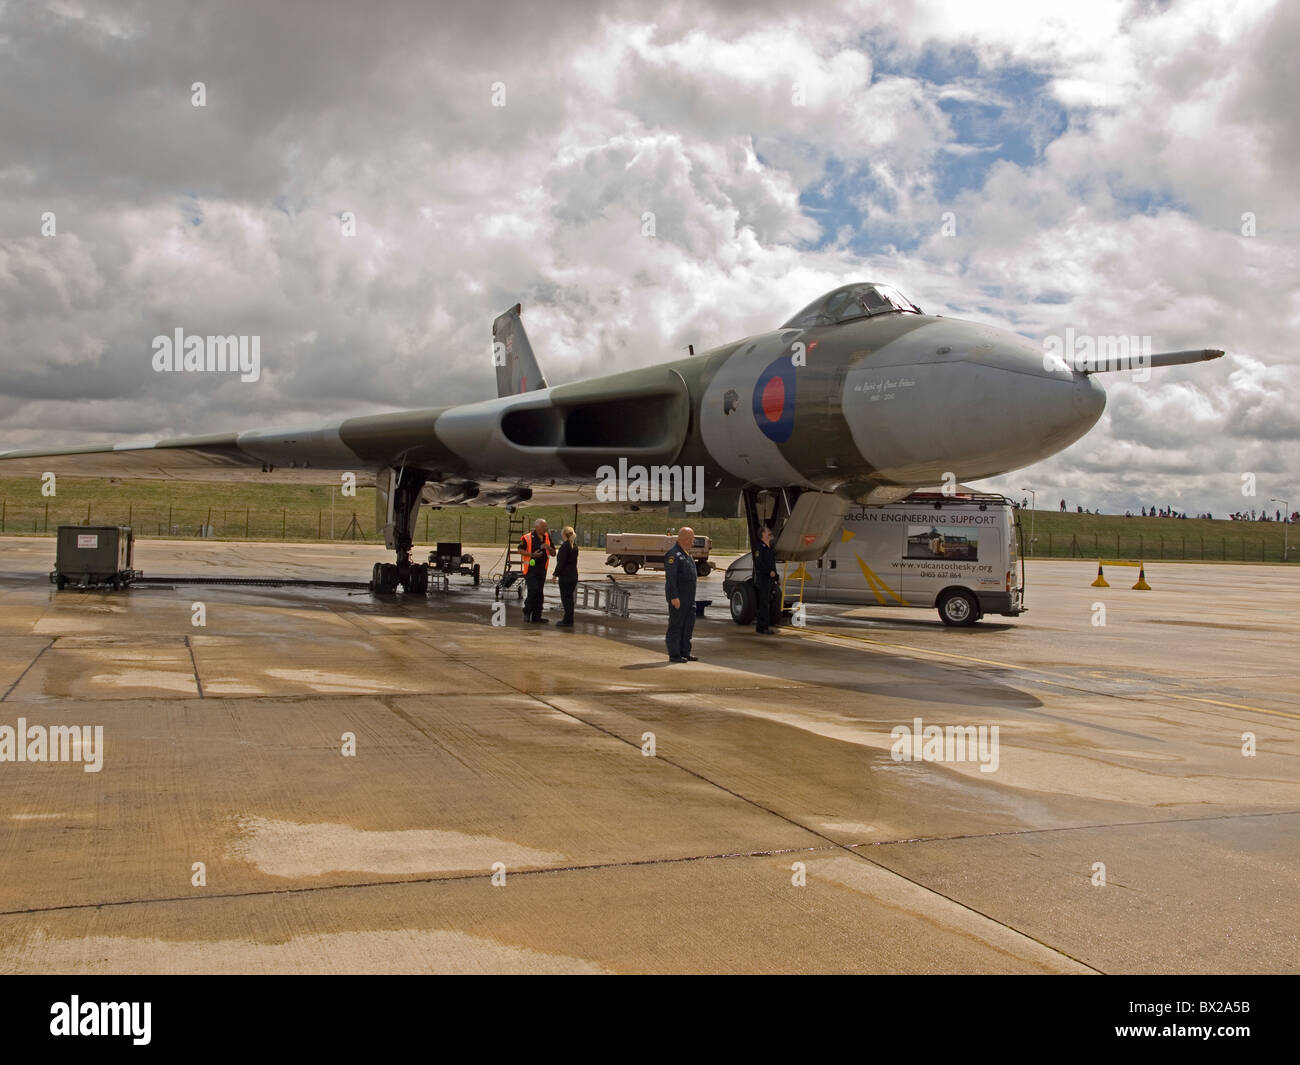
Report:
1020,487,1036,557
1271,498,1290,561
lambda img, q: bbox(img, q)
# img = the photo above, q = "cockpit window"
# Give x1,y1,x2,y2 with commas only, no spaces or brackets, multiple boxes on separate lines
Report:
781,283,922,328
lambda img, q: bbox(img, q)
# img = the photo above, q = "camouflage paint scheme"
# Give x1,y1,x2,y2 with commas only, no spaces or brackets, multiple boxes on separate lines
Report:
0,284,1221,521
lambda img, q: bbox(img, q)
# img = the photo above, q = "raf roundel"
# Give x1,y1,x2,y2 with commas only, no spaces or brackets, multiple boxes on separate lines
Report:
752,356,797,443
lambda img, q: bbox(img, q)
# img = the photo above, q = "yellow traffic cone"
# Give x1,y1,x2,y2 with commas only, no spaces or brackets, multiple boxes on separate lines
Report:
1091,563,1109,587
1132,564,1151,590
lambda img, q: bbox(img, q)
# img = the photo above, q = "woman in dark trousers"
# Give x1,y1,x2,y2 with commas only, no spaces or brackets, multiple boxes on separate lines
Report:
554,525,579,627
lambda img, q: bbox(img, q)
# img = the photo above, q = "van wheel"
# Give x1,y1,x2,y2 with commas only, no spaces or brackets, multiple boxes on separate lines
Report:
730,583,757,625
623,561,640,575
938,590,979,626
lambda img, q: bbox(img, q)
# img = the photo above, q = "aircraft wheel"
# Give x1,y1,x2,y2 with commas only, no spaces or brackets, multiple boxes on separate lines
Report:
372,563,399,594
938,589,979,627
404,565,427,595
623,561,640,575
730,583,757,625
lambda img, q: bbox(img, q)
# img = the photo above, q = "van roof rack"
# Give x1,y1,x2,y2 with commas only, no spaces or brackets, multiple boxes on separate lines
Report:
902,491,1014,505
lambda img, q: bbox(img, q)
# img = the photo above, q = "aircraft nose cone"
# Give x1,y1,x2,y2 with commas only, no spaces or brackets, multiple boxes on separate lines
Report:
1073,368,1107,421
973,329,1108,465
840,318,1109,484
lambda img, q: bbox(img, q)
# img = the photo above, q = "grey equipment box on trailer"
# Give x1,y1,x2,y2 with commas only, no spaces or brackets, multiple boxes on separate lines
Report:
604,532,713,576
51,525,139,590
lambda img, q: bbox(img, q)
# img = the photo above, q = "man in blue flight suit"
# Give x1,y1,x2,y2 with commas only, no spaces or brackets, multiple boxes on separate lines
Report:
664,526,698,663
753,524,778,634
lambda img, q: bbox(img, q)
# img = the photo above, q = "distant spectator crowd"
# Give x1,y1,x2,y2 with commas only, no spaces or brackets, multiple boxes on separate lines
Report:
1226,508,1296,523
1033,498,1297,523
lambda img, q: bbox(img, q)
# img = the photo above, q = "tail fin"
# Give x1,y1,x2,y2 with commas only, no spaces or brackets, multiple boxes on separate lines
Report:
492,303,548,398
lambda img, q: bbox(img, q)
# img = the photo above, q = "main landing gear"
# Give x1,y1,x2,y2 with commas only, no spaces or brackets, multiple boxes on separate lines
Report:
370,468,431,595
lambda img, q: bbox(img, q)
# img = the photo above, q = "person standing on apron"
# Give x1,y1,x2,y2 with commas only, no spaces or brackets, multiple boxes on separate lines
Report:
554,525,579,627
519,518,555,623
664,526,698,662
753,524,778,634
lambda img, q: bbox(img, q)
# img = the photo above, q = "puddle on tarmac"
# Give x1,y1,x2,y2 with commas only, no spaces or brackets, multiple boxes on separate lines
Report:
227,816,568,878
89,671,197,692
262,669,421,693
3,928,606,974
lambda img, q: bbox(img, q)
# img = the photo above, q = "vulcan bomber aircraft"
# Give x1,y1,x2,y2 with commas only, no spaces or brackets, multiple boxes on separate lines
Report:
0,282,1223,593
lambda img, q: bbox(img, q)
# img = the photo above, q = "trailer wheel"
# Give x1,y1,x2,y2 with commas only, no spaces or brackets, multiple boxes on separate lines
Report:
729,583,757,625
695,560,712,578
623,561,640,575
938,589,979,627
472,564,481,587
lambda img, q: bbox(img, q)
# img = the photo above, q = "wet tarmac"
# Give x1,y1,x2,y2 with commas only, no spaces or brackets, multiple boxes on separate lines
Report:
0,537,1296,973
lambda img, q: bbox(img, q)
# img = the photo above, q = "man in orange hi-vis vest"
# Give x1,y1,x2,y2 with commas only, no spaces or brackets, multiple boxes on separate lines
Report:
519,518,556,623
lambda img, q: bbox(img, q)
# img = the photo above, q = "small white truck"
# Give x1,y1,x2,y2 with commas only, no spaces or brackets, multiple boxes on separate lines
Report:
605,532,713,576
723,492,1025,627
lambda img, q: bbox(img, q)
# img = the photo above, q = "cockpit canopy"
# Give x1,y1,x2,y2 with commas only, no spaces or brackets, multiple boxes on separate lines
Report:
781,282,922,329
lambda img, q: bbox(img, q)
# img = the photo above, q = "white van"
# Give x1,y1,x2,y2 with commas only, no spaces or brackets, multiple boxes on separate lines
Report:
723,492,1025,627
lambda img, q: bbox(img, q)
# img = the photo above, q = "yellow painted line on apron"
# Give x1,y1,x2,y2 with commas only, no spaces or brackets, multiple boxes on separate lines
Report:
1163,693,1300,722
794,628,1300,721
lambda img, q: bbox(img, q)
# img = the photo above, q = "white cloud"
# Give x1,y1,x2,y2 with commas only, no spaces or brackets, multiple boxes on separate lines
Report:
0,0,1295,518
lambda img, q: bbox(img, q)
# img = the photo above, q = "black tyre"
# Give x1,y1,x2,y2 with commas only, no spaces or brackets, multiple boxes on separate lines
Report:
373,563,399,594
404,565,427,595
55,575,66,590
472,564,481,586
695,560,712,578
938,589,979,627
623,561,640,575
729,583,757,625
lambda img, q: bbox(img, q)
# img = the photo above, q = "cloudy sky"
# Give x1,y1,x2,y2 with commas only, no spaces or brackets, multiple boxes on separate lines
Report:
1,0,1296,517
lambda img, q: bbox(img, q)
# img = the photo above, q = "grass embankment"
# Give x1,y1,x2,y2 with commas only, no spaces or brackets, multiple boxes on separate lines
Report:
0,477,1292,562
0,477,753,551
1017,509,1292,563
